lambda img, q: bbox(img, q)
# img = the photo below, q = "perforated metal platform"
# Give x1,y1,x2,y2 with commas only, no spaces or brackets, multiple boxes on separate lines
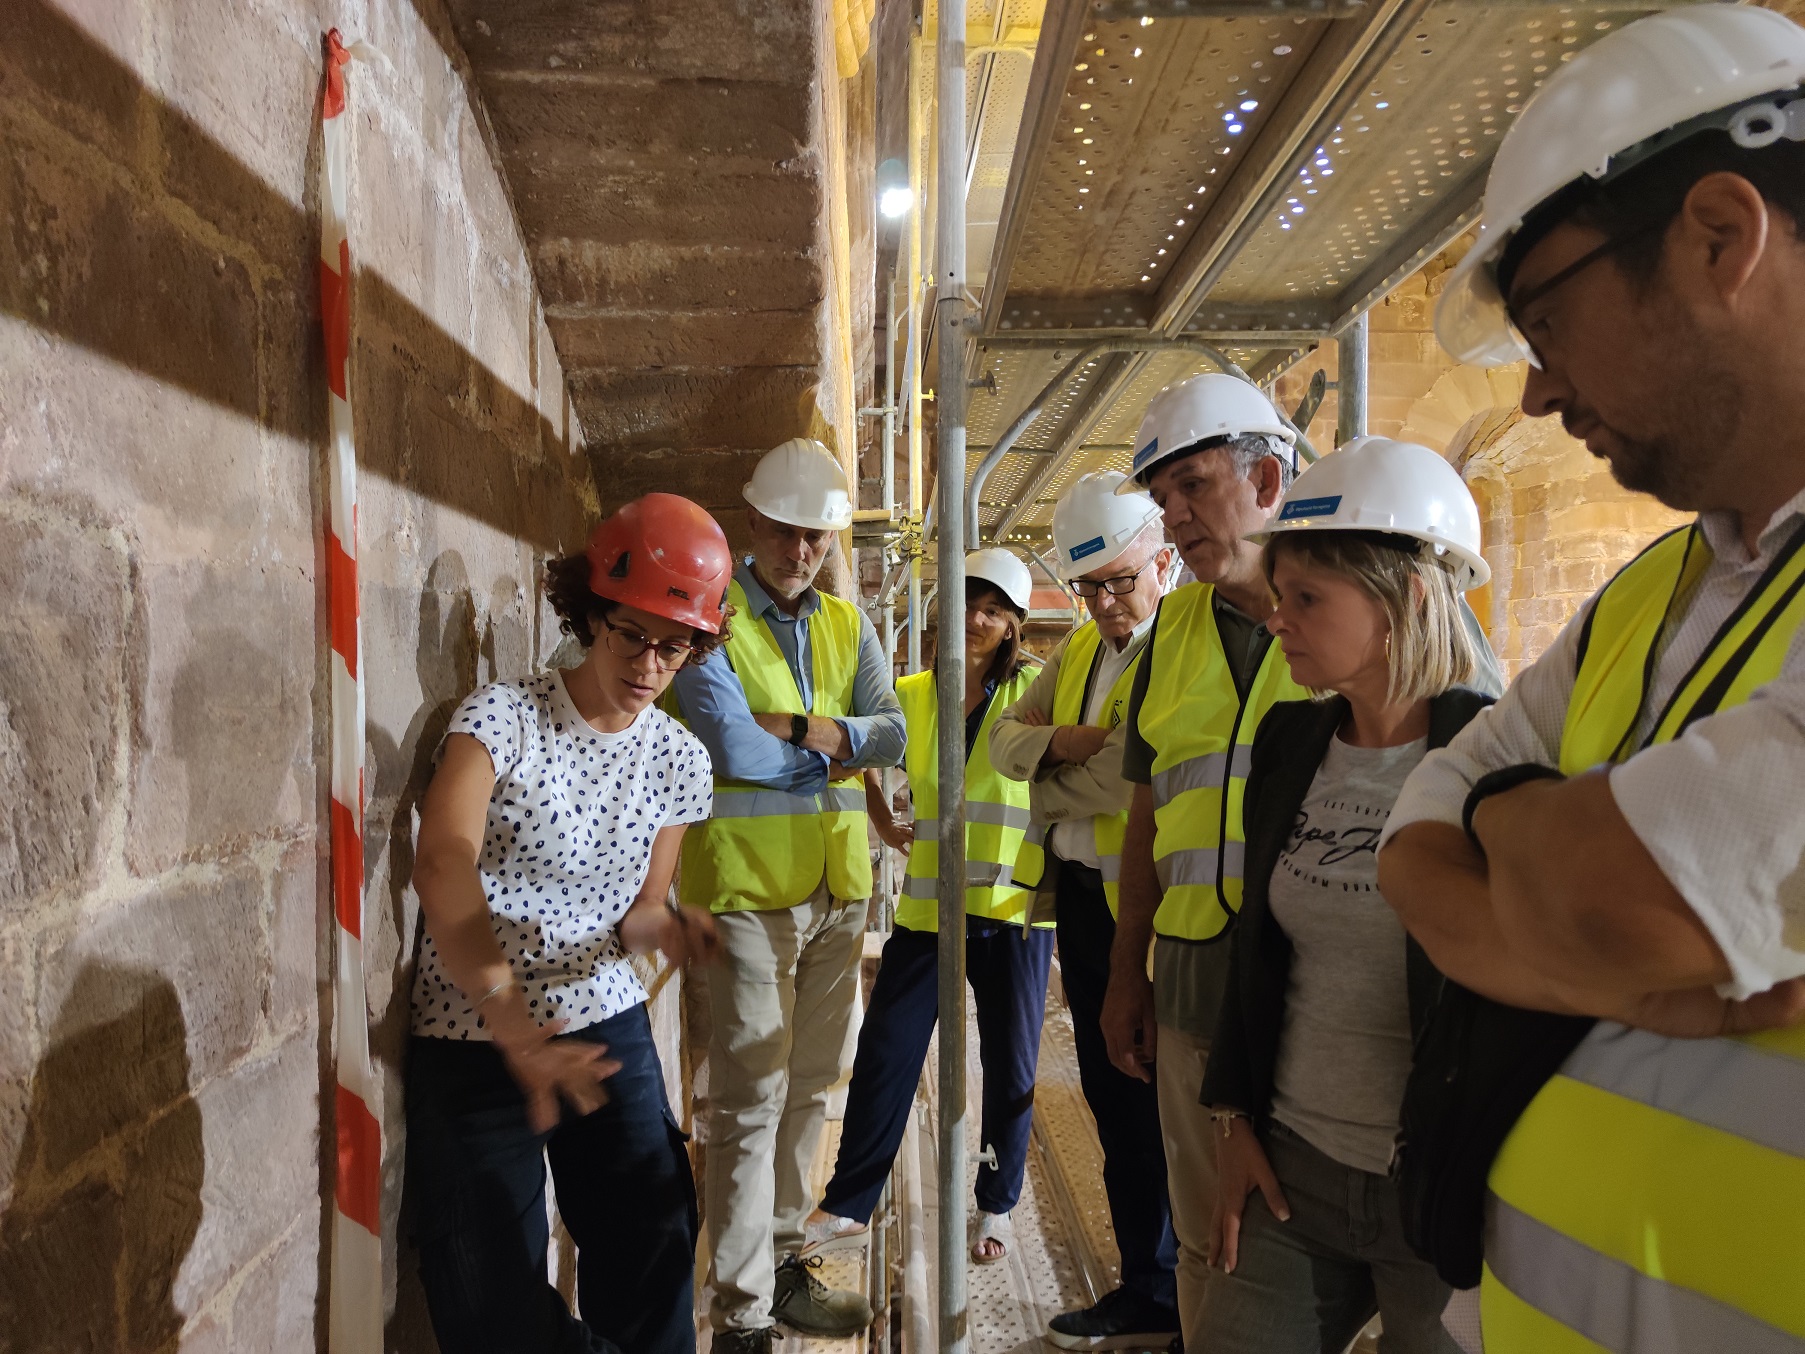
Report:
691,956,1383,1354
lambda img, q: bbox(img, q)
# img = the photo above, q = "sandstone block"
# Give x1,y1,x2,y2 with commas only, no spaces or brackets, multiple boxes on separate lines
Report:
0,930,36,1188
535,240,826,313
149,0,315,265
447,0,816,83
0,125,262,434
513,165,822,250
0,0,145,168
594,447,766,522
483,74,811,167
549,308,821,370
228,1222,320,1354
126,561,314,872
270,841,323,1038
0,515,128,914
35,874,265,1166
0,1174,126,1350
571,367,822,452
175,1034,317,1318
350,139,474,349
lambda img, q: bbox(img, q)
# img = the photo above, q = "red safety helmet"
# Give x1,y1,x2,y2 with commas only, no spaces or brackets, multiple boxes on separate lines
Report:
585,494,733,634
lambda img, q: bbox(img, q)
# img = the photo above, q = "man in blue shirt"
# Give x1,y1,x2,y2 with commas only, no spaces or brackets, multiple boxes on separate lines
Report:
670,438,904,1354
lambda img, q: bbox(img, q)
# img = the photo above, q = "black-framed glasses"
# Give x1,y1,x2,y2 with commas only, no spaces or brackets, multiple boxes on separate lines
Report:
600,615,695,671
1504,223,1661,370
1070,559,1152,598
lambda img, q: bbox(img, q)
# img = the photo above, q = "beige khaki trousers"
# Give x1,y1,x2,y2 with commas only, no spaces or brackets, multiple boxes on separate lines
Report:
1156,1022,1218,1349
705,882,867,1331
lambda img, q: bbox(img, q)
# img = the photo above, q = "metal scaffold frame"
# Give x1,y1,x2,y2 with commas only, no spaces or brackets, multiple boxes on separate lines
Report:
933,7,972,1354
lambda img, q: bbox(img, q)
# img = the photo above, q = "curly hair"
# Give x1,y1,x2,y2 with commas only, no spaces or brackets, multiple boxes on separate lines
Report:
543,553,730,665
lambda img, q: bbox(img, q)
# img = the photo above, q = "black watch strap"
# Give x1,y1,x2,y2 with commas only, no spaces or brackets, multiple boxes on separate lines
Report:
1462,763,1566,850
789,713,810,745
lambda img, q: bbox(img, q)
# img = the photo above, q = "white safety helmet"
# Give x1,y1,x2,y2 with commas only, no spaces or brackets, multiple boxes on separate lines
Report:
1051,472,1163,579
742,438,855,531
1437,5,1805,368
1248,436,1490,591
965,548,1035,614
1123,373,1295,490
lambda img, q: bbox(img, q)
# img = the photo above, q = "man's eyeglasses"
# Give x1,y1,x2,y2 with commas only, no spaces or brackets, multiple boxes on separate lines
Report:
600,615,695,671
1071,559,1152,598
1503,223,1660,370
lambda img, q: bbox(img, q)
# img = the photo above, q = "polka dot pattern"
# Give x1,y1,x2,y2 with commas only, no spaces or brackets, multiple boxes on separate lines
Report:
409,672,712,1040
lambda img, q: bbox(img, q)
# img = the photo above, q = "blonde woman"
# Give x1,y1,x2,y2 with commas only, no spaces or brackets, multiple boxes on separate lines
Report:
1198,439,1492,1354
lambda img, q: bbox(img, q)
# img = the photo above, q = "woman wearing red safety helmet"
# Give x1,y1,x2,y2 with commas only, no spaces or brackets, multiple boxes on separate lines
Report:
405,493,732,1354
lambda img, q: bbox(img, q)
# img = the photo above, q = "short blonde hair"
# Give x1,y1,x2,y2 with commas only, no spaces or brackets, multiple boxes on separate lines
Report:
1263,532,1475,703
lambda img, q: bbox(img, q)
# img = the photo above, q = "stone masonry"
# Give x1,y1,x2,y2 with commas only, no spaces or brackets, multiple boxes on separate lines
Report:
443,0,869,565
0,0,608,1348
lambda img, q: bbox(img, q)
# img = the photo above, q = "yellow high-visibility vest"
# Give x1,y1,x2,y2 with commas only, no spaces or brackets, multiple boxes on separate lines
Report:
676,579,873,913
1135,583,1308,941
1482,521,1805,1354
894,667,1047,932
1049,620,1147,917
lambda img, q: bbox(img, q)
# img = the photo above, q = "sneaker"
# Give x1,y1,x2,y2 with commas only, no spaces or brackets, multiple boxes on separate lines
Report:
772,1254,874,1337
1046,1285,1182,1351
711,1328,774,1354
799,1209,870,1258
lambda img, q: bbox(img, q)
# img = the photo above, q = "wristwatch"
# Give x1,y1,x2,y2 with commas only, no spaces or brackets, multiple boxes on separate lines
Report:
789,713,810,745
1461,763,1566,851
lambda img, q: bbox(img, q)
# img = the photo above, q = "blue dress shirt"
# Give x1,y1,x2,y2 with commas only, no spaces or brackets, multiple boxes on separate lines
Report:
671,561,907,793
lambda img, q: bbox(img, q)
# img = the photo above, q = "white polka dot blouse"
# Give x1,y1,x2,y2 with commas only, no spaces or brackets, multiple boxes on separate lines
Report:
410,671,712,1039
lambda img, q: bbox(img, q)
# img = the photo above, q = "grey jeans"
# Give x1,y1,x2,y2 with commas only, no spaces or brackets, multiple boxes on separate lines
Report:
1198,1122,1460,1354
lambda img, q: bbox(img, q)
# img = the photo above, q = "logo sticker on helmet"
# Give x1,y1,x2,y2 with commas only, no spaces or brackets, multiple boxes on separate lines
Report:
1068,535,1108,562
667,586,691,600
1278,495,1342,522
1135,438,1157,466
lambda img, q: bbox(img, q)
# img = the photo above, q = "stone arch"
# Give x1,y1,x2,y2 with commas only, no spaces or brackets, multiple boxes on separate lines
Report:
1401,364,1689,679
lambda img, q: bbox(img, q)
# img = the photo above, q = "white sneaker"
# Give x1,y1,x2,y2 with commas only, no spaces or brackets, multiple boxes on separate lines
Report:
798,1211,869,1258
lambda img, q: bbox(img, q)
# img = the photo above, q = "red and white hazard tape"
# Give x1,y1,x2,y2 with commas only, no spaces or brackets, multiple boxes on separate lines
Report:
321,29,381,1354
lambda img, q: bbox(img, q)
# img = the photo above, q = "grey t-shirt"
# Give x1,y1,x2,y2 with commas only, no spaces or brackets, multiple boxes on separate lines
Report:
1123,592,1271,1037
1268,733,1427,1175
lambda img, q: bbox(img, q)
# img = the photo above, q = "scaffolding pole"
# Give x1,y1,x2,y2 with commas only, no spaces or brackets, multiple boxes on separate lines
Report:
1337,312,1369,446
907,34,927,678
933,4,969,1354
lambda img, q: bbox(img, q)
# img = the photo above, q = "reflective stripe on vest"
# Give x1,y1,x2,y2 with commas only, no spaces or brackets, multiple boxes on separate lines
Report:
1485,520,1805,1353
1134,583,1307,941
894,667,1048,932
1049,620,1147,917
676,579,874,913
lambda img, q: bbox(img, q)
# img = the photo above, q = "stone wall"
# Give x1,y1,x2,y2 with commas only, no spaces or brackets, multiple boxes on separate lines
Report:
0,2,602,1349
1271,249,1688,681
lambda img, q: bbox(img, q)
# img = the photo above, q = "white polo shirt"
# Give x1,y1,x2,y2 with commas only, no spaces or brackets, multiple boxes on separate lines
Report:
1383,486,1805,999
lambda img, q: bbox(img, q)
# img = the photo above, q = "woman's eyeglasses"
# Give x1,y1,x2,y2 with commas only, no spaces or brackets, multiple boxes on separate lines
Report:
600,616,695,671
1070,559,1152,598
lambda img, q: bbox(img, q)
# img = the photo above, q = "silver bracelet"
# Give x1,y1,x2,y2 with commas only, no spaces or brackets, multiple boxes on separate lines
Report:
472,977,516,1008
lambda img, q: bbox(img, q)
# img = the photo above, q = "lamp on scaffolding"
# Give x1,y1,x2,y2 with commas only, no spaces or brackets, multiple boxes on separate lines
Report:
878,156,912,219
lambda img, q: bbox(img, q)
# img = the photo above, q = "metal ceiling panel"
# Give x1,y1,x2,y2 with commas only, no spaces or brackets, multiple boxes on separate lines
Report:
1007,13,1328,294
1207,2,1647,306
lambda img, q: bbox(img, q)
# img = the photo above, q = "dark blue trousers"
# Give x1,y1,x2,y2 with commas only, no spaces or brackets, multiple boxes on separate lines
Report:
405,1002,697,1354
822,917,1055,1222
1055,855,1180,1308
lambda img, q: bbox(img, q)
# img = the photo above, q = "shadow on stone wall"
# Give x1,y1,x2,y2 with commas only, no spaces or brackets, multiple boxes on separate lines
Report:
0,966,202,1352
0,0,586,554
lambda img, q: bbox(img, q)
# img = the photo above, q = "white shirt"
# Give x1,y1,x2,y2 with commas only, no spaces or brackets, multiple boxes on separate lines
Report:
411,672,713,1038
1050,615,1156,869
1384,486,1805,999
